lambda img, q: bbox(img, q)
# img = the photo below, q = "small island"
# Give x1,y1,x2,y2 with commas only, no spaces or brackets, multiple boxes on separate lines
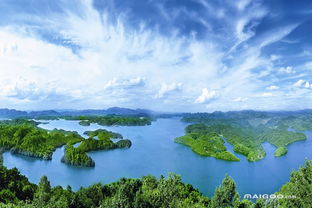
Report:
274,146,288,157
61,145,95,167
0,119,83,160
35,115,153,126
73,115,152,126
0,119,133,168
61,129,132,167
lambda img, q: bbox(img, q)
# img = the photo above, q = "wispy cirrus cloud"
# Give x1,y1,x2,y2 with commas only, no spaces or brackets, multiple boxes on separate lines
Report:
0,0,311,111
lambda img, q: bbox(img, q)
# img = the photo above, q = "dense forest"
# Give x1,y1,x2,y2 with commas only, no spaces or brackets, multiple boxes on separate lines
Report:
67,115,152,126
61,129,132,167
0,119,132,167
24,115,153,126
0,158,311,207
0,119,83,160
175,128,239,161
180,111,312,161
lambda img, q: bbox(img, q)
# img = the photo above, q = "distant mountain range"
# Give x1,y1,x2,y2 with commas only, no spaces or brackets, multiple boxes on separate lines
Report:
0,107,174,118
1,107,312,119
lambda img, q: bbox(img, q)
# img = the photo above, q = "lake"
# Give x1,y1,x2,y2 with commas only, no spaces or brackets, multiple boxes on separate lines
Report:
3,118,312,197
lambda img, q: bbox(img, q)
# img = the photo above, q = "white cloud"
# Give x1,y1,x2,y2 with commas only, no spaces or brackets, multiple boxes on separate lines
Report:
304,81,312,88
195,88,217,104
293,79,305,87
258,92,274,97
233,97,248,102
266,85,280,90
0,0,310,111
236,0,251,11
278,66,295,74
303,61,312,70
259,24,299,49
270,54,280,61
103,77,145,90
293,80,312,89
155,83,182,99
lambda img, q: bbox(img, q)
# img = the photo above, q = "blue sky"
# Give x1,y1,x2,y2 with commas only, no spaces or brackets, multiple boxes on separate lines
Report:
0,0,312,112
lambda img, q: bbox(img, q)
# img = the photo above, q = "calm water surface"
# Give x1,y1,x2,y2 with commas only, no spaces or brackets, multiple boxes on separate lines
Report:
3,118,312,197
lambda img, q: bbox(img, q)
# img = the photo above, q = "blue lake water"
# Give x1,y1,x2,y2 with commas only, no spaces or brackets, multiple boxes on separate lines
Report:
3,118,312,197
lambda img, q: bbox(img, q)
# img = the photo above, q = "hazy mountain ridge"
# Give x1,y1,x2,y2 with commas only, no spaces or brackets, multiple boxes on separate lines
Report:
2,108,312,119
0,107,162,118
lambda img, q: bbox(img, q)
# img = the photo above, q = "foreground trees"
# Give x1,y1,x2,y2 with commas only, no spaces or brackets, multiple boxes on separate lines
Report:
1,161,312,207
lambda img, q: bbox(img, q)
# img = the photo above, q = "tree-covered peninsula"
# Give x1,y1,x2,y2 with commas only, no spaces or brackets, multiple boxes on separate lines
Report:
30,115,153,126
61,145,95,167
175,125,239,161
1,159,312,207
61,129,132,167
180,111,311,161
0,119,132,168
0,119,83,160
70,115,152,126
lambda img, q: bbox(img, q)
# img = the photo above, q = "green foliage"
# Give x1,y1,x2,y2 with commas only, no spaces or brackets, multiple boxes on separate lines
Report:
0,166,36,203
0,149,3,166
175,125,239,161
33,176,51,206
0,119,131,168
61,128,131,167
65,115,152,126
233,144,251,156
0,119,83,160
215,151,240,162
61,145,95,167
77,138,115,152
78,120,91,126
210,175,240,208
259,129,306,148
275,160,312,208
84,129,123,140
115,140,132,148
180,111,312,161
274,146,288,157
1,160,312,208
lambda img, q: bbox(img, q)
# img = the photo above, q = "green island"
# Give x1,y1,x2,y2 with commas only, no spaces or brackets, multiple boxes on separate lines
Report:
30,115,153,126
61,145,95,167
0,119,132,168
179,111,311,161
274,146,288,157
61,129,132,167
0,119,83,160
70,115,152,126
175,126,239,161
0,156,311,207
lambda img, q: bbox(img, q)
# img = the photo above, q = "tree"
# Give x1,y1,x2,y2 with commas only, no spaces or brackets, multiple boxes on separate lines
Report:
210,175,240,208
33,176,51,207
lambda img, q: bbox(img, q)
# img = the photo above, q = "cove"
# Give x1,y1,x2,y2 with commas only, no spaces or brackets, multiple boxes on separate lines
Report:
3,118,312,197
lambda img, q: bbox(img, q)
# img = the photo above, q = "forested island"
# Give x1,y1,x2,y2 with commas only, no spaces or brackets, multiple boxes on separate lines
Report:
30,115,153,126
0,119,132,167
61,129,132,167
178,111,311,161
0,119,83,160
175,125,239,161
0,156,311,207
